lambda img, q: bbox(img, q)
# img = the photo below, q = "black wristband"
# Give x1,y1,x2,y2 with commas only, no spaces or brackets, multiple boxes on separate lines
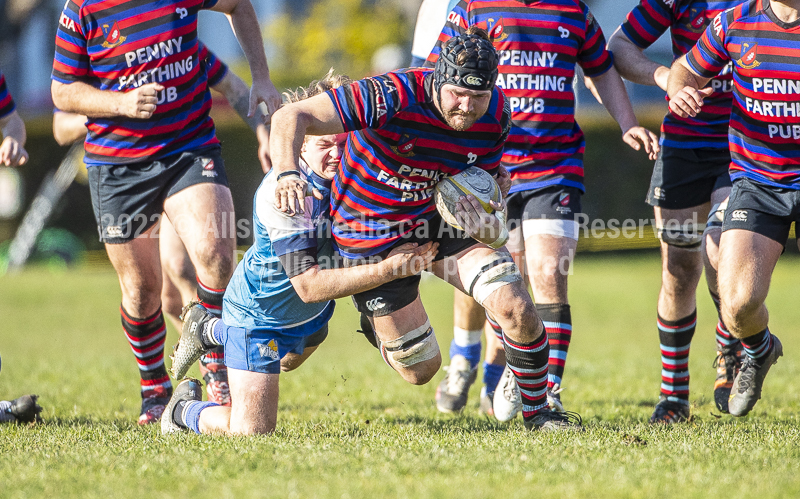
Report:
277,170,302,181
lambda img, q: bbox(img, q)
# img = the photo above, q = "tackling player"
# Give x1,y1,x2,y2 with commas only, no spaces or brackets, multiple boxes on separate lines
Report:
667,0,799,417
51,0,281,424
427,0,659,417
273,29,584,431
609,0,746,423
52,43,270,408
162,71,439,435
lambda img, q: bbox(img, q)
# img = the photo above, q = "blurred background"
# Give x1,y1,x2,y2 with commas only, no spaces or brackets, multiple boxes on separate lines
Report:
0,0,693,269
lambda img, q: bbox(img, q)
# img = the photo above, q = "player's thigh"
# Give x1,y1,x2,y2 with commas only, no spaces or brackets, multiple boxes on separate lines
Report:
717,229,781,316
227,367,280,435
280,325,328,372
522,233,576,304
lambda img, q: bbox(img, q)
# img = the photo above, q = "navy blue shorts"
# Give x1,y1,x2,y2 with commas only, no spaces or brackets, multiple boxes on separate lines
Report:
88,146,228,244
506,186,583,223
723,177,800,245
647,146,731,209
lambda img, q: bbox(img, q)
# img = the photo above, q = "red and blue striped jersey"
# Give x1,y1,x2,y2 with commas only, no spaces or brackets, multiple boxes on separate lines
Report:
428,0,613,194
52,0,220,166
621,0,742,148
199,42,227,87
0,71,15,119
327,68,510,258
687,0,800,189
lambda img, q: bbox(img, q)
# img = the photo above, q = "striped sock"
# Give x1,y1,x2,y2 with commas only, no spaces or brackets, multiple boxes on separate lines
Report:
121,306,172,399
710,291,739,350
173,400,219,434
657,311,696,404
502,330,550,419
197,278,226,365
741,329,773,363
482,361,505,393
537,303,572,389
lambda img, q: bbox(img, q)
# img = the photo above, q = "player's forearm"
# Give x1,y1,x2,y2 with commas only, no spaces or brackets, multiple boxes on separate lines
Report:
0,112,26,147
270,97,344,175
52,112,88,146
51,80,127,118
215,72,265,131
291,263,395,303
590,67,640,133
667,57,708,98
608,28,670,90
224,0,270,82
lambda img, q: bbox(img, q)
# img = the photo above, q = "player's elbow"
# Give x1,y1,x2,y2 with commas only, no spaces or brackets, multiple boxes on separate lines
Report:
290,271,324,303
51,81,69,111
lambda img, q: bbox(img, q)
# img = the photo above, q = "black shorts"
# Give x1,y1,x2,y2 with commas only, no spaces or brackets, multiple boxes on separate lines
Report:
646,146,731,209
506,186,583,225
88,147,228,244
347,212,479,317
722,177,800,244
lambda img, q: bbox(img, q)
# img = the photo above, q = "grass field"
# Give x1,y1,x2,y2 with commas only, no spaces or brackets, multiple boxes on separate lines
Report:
2,252,800,498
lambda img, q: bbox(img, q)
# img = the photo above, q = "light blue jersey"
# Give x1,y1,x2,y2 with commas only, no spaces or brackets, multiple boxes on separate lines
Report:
223,164,336,335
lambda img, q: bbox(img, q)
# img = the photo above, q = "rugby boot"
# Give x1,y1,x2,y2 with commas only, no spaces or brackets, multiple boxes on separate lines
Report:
712,341,744,413
649,396,690,424
171,301,215,380
479,386,495,417
493,365,522,422
729,335,783,417
161,378,203,435
138,385,172,425
3,395,43,423
200,355,231,406
524,408,583,432
435,355,477,413
547,383,565,412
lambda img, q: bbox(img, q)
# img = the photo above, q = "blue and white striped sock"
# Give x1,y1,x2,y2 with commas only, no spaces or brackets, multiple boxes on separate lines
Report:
180,400,219,434
741,329,773,363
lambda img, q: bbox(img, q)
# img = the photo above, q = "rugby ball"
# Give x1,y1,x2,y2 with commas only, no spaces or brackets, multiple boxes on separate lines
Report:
435,167,502,230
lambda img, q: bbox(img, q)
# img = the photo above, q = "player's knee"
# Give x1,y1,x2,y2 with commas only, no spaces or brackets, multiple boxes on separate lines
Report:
463,252,523,306
193,242,234,281
382,319,441,385
721,293,762,332
662,250,702,292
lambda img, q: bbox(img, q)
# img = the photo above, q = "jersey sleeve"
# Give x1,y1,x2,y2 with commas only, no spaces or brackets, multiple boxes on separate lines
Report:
686,12,731,78
578,3,614,77
0,72,16,119
201,0,219,9
619,0,674,49
52,0,90,84
475,90,509,176
424,0,469,67
199,42,228,87
327,73,405,132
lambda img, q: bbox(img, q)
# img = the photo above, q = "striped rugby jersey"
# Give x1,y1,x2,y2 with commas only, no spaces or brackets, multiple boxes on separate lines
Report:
199,42,227,87
687,0,800,189
428,0,614,194
52,0,220,166
327,68,510,258
621,0,743,149
0,71,15,119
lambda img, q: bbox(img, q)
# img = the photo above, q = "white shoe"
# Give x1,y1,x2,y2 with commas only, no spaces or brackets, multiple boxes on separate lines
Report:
547,383,564,412
493,365,521,422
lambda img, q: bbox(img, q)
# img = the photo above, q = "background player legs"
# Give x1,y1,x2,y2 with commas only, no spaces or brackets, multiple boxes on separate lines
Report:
104,224,173,424
159,215,197,331
435,290,485,413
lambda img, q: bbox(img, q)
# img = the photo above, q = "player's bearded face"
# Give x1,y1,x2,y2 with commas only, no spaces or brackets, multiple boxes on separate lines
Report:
437,84,492,131
301,133,348,180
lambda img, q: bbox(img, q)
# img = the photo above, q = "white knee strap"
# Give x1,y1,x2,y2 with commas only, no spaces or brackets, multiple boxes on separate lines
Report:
462,253,522,306
381,319,439,368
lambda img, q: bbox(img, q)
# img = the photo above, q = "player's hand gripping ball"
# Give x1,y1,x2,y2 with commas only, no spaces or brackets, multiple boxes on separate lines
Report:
435,167,508,248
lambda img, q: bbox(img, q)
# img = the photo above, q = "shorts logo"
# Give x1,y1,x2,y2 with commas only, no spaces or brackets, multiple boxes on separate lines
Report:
731,210,748,222
258,339,280,361
487,17,508,42
106,225,123,238
559,193,570,206
392,134,417,157
653,186,665,200
737,43,760,69
201,158,217,177
101,21,126,49
366,298,386,312
688,9,706,32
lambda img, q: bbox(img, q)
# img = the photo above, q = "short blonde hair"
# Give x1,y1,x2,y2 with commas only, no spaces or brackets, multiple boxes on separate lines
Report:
282,68,352,104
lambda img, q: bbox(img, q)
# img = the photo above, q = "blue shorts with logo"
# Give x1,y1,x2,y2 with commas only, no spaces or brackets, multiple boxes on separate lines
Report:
221,302,334,374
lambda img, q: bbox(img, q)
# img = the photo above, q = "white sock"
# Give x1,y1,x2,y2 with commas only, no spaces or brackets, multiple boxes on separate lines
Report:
453,327,482,347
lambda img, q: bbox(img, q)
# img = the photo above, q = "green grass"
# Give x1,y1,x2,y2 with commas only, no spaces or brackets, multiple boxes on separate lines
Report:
2,252,800,498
